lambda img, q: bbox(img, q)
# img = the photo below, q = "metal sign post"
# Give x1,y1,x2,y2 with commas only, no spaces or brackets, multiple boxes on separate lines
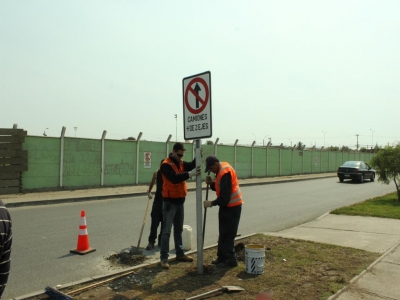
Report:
195,139,203,274
182,71,212,274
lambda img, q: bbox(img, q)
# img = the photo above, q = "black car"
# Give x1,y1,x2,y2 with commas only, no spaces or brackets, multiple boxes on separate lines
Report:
337,161,375,183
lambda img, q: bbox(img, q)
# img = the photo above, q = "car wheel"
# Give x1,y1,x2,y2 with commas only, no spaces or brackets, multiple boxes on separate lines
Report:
359,174,364,183
339,176,344,182
371,173,375,182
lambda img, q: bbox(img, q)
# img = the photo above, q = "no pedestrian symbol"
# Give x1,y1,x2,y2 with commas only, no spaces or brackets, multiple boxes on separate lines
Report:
182,71,212,140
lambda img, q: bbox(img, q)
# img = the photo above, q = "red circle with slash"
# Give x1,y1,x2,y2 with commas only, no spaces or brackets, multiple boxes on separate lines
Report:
184,77,209,114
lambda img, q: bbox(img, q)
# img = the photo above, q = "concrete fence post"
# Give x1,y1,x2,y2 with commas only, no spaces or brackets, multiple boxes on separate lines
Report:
59,126,66,187
136,132,143,184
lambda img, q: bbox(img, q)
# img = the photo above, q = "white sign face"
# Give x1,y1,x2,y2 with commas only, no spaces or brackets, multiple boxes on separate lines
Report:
182,71,212,140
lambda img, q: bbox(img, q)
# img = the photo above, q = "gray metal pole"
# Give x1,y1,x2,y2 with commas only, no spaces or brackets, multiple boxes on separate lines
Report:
166,134,172,157
101,130,107,186
195,139,203,274
135,132,143,184
251,141,255,177
59,126,66,187
214,138,219,156
320,147,324,173
234,139,238,170
266,146,268,177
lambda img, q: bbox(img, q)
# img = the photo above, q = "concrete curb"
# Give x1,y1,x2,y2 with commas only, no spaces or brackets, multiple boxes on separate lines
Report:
5,193,141,208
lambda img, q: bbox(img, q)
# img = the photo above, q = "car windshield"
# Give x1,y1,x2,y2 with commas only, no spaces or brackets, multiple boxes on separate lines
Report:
342,161,360,168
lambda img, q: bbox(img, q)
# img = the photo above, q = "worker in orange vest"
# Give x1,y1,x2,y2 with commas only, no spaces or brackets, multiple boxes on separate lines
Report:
203,155,243,267
159,142,201,269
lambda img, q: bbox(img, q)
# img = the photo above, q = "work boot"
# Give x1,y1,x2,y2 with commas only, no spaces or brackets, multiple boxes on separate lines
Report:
176,254,193,262
228,260,238,267
217,260,238,268
211,257,226,265
146,242,154,250
160,260,169,269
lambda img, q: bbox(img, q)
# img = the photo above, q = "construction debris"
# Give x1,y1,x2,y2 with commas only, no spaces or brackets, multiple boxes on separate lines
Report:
106,246,147,266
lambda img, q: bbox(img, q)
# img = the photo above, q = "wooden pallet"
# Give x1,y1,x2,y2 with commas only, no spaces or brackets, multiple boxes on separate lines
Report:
0,128,28,195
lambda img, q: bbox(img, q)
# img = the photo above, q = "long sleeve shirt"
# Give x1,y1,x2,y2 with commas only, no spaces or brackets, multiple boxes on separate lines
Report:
0,200,12,295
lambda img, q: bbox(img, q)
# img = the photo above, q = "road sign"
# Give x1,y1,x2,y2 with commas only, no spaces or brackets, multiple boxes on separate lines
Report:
182,71,212,140
143,151,151,168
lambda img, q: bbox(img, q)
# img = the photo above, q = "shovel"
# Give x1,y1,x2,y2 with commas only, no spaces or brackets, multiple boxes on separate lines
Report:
186,285,244,300
136,193,152,250
202,171,210,246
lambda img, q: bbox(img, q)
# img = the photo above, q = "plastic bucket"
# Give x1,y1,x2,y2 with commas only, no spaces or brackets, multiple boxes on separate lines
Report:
182,225,192,250
245,244,265,274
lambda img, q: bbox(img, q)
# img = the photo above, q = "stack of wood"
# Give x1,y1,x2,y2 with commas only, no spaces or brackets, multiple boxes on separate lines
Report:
0,126,28,195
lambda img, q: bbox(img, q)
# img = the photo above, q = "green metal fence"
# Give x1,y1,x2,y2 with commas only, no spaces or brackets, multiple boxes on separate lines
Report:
21,135,374,190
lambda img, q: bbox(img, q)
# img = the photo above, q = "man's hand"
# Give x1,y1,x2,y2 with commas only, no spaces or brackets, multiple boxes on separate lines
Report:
203,200,213,208
148,193,153,199
205,175,213,185
188,166,201,177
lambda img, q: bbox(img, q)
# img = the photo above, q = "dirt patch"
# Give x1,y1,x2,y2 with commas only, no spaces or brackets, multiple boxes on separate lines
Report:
106,247,147,266
30,234,379,300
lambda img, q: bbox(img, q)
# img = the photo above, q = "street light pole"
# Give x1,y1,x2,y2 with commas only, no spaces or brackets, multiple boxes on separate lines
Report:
322,131,326,147
252,133,256,144
356,134,359,150
370,129,375,148
74,127,77,137
174,114,177,142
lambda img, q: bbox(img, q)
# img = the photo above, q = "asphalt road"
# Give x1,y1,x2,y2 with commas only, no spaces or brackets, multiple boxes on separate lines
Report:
5,178,395,299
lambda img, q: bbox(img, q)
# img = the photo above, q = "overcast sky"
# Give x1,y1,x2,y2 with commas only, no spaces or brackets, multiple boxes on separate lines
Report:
1,1,399,149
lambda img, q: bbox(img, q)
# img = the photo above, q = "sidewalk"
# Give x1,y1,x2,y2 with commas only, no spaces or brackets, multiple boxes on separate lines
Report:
5,172,400,300
2,173,335,208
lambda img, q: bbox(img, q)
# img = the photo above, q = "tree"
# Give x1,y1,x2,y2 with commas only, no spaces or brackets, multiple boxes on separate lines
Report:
340,146,350,152
370,145,400,201
296,141,305,150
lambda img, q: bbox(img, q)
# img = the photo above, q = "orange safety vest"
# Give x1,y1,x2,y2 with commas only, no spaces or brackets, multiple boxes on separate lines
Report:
161,157,188,199
215,162,243,207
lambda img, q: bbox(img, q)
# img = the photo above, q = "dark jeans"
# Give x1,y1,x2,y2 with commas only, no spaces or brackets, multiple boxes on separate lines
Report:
217,204,242,262
160,201,185,260
148,200,163,244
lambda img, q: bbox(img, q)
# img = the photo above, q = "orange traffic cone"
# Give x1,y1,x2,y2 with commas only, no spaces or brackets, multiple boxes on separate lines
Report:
70,210,96,255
